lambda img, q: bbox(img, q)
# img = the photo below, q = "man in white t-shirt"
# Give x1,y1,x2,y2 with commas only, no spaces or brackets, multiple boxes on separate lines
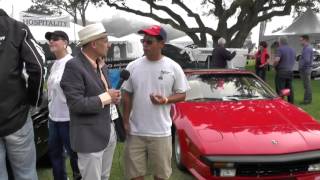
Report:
122,25,190,180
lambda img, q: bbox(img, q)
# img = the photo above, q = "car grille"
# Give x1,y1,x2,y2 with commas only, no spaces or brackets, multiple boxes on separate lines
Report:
235,162,309,177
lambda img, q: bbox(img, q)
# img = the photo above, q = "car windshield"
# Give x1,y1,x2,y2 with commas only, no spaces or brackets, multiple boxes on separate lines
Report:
186,73,277,102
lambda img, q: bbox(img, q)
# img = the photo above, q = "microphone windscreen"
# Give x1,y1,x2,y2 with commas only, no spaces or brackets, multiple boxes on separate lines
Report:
120,69,130,80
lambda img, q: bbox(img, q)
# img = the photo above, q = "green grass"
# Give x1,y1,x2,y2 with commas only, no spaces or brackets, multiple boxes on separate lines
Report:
37,143,194,180
37,65,320,180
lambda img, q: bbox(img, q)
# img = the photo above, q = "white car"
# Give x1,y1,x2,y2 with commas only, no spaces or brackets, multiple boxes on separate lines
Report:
162,44,248,69
293,54,320,78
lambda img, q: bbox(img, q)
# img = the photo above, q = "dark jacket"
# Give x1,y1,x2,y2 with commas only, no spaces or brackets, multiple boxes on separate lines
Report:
211,46,236,68
60,52,112,153
0,9,44,137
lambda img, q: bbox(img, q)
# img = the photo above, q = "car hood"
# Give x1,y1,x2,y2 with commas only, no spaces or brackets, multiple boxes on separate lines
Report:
176,99,320,155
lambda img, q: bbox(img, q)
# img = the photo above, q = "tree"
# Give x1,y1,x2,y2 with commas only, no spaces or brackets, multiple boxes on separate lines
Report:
26,4,57,15
31,0,103,26
104,0,320,47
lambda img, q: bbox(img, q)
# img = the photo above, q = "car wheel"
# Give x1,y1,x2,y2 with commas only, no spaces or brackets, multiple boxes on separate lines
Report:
174,132,186,171
311,71,316,78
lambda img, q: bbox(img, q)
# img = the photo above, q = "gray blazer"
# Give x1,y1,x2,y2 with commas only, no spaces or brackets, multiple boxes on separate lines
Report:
61,52,112,153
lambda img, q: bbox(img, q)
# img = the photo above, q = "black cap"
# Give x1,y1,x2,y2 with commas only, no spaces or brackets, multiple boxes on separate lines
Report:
45,30,69,42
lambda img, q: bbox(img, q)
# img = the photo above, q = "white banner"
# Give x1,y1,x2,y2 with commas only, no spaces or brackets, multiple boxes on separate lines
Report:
20,12,70,27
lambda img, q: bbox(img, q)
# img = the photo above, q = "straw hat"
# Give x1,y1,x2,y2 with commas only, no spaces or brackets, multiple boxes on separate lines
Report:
77,23,107,46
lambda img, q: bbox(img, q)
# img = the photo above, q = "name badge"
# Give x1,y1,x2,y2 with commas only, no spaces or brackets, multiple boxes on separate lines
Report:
110,104,119,121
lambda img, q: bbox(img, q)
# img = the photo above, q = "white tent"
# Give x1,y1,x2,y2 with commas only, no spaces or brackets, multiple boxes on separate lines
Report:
109,36,126,44
29,22,83,43
169,34,213,47
261,9,320,53
118,33,144,59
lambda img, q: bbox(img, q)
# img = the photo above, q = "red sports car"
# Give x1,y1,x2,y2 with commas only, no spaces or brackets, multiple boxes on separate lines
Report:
172,69,320,180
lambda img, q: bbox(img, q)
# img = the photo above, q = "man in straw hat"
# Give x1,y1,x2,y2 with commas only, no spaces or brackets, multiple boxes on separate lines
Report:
60,23,120,180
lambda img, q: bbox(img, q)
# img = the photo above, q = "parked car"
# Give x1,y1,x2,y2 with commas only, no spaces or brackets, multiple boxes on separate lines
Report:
293,54,320,78
30,92,49,160
162,44,248,69
172,69,320,179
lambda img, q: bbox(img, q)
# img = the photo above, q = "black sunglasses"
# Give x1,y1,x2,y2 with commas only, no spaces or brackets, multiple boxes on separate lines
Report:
140,38,158,45
50,36,65,41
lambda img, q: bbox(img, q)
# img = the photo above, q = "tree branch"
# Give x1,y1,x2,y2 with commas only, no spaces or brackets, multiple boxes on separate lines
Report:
172,0,206,30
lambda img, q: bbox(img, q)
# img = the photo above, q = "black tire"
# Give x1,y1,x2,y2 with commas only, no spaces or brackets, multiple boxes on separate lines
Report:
174,132,186,171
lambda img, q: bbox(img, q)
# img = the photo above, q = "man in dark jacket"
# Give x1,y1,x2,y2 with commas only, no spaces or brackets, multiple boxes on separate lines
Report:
61,23,120,180
211,37,236,68
0,9,44,180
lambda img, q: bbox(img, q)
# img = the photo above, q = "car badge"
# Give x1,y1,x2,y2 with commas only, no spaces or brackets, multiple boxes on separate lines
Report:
271,140,279,145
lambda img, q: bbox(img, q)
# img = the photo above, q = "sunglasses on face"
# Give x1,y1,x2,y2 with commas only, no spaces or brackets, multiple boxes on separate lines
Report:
50,36,64,41
140,38,158,45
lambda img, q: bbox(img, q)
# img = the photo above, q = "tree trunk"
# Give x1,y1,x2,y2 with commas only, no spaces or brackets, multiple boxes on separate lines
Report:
227,31,250,48
73,14,78,24
81,12,86,26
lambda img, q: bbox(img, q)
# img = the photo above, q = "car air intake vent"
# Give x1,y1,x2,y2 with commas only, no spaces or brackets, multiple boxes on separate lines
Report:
236,162,310,177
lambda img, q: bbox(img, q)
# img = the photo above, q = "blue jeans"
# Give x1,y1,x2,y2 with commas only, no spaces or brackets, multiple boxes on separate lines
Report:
0,115,38,180
275,71,294,104
300,69,312,103
48,120,81,180
256,67,266,81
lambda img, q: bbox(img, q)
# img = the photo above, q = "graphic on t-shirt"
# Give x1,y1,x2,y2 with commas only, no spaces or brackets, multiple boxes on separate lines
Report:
158,70,170,80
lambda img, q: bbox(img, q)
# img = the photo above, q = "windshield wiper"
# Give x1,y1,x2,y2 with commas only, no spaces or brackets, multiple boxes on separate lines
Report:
188,97,223,102
226,95,261,99
222,96,239,101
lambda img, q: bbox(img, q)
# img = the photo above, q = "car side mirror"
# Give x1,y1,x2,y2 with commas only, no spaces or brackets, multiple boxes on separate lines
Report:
280,89,290,97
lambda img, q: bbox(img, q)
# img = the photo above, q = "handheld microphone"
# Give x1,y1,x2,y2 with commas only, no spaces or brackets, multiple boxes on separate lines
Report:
116,69,130,89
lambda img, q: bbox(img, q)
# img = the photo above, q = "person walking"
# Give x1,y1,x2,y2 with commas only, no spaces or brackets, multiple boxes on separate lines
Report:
0,9,44,180
60,23,120,180
299,35,313,105
255,41,269,81
45,30,81,180
122,25,190,180
274,36,296,104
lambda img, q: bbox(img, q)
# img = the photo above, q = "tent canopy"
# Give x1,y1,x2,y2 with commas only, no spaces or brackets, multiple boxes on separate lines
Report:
280,9,320,35
267,8,320,36
169,34,213,47
119,33,143,42
29,22,83,43
109,36,126,44
118,33,144,58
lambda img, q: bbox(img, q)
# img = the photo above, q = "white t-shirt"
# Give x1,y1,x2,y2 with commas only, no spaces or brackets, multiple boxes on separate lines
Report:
47,54,73,122
122,56,190,137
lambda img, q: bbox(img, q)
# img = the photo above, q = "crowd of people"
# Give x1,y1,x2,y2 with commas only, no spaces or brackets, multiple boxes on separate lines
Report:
0,6,315,180
0,8,189,180
211,34,314,105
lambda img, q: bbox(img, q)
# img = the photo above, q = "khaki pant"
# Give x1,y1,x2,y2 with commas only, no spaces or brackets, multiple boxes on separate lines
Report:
77,123,117,180
124,135,172,179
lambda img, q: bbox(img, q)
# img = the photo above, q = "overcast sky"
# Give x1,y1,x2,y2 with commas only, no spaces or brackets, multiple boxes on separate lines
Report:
0,0,294,45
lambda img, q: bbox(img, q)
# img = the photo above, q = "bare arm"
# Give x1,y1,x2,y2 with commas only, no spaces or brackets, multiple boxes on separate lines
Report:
273,56,280,67
122,90,133,134
150,92,186,105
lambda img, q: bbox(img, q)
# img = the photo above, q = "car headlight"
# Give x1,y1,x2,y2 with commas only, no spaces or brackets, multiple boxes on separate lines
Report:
308,163,320,172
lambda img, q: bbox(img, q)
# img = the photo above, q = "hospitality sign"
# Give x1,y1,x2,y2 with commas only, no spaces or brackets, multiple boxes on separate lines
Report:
20,12,70,27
